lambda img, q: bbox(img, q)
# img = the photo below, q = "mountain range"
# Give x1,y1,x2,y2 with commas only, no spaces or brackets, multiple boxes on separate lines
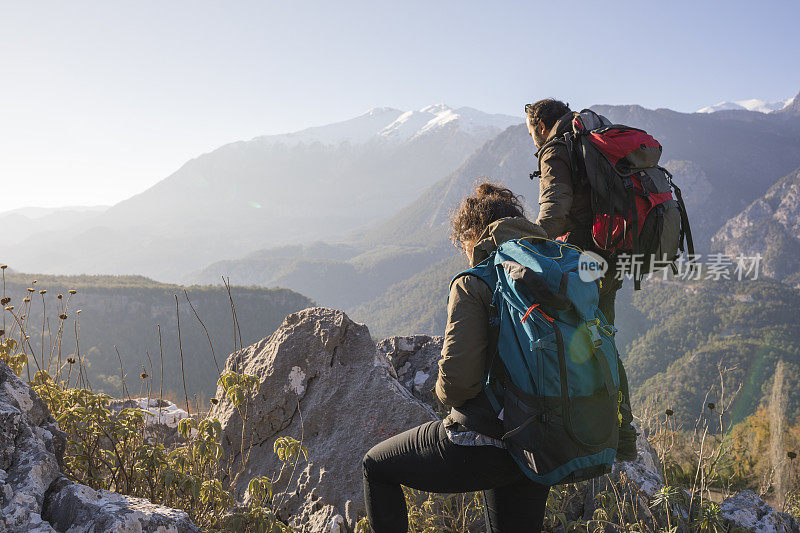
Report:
5,90,800,426
1,104,516,280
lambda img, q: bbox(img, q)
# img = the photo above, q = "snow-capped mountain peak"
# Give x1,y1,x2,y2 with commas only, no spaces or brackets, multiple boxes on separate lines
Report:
697,98,792,114
256,104,518,147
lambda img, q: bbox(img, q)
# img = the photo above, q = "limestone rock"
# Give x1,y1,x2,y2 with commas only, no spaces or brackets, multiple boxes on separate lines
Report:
0,359,201,532
108,397,189,444
721,490,800,533
108,398,189,429
210,308,437,532
43,476,201,533
376,335,443,411
0,361,64,533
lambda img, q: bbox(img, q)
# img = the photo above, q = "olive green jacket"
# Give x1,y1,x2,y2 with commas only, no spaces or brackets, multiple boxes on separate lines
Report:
434,217,547,410
535,112,593,244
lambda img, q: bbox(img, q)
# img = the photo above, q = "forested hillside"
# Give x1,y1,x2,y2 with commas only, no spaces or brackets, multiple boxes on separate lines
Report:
624,278,800,426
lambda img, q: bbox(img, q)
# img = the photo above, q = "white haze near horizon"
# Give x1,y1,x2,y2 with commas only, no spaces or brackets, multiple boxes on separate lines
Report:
1,0,799,212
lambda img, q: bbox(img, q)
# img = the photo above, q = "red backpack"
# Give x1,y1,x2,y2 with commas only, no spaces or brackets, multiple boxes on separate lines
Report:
534,109,694,290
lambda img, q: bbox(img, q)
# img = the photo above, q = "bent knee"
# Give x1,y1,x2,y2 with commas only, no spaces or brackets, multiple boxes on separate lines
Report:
362,447,380,479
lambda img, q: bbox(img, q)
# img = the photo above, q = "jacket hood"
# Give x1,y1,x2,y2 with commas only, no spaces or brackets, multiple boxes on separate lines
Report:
469,217,547,266
547,111,575,140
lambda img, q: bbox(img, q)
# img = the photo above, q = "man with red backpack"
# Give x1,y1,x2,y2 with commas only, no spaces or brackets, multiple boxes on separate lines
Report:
525,98,687,461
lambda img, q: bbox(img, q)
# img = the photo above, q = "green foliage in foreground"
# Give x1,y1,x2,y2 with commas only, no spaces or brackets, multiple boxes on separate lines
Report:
29,365,300,532
4,323,800,531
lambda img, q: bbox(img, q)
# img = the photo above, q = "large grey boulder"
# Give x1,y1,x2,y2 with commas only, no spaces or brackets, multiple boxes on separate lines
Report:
210,308,437,532
721,490,800,533
0,359,64,532
42,476,201,533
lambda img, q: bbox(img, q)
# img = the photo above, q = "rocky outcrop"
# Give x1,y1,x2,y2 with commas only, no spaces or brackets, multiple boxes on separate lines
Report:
210,307,437,532
721,490,800,533
0,359,65,532
0,360,200,532
42,476,200,533
377,335,443,411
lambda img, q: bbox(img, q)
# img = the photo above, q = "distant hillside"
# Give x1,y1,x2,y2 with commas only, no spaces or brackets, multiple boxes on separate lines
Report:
4,105,517,281
1,272,313,401
712,165,800,285
185,241,454,309
0,206,107,247
349,253,465,338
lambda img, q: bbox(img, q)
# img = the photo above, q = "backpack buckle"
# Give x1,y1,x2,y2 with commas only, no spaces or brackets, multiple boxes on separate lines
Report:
585,319,602,348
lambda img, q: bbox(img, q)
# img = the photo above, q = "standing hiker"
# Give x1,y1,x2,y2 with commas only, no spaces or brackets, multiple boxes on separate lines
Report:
363,183,551,533
525,98,638,460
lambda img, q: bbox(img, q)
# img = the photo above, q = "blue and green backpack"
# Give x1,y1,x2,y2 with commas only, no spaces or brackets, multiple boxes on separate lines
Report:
452,236,621,486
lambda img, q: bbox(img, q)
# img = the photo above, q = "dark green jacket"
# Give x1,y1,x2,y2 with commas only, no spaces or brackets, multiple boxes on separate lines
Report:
435,217,546,436
535,112,593,246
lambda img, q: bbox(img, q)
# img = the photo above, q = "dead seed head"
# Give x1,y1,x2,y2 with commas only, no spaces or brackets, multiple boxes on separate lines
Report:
665,409,674,417
210,398,219,405
0,297,9,305
140,372,148,379
59,314,68,320
0,265,6,269
67,357,76,364
4,306,13,311
789,451,797,460
707,402,716,411
27,287,34,292
57,294,63,299
69,289,77,295
39,290,46,295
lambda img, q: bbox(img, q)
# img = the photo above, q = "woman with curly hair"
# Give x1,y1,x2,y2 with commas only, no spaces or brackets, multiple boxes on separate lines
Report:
362,181,551,533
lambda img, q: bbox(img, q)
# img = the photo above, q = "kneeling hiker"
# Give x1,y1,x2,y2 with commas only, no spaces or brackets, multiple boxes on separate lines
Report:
362,182,623,532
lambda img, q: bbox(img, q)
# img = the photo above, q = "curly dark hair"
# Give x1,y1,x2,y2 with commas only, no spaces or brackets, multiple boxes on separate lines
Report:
450,181,525,248
525,98,571,130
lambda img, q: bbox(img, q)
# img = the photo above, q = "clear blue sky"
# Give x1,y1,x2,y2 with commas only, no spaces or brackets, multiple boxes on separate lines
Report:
2,0,799,210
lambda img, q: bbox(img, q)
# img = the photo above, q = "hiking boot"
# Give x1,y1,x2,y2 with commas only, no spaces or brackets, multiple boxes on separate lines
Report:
616,425,638,462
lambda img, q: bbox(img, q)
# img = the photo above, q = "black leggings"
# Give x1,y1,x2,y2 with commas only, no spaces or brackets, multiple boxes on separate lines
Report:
362,421,550,533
